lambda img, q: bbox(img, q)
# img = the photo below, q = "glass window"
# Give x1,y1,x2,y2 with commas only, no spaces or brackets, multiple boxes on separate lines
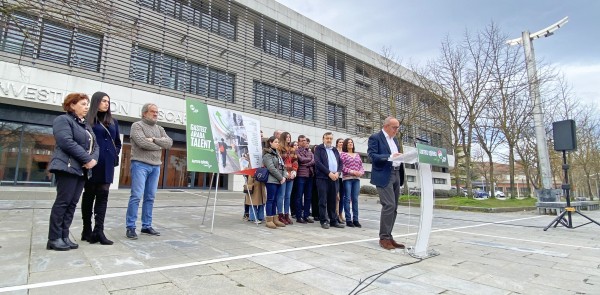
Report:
253,20,314,70
0,13,37,57
129,46,234,102
407,175,416,182
356,65,370,77
327,102,346,128
138,0,236,40
72,30,103,71
253,81,315,121
433,178,447,184
0,122,54,186
1,13,102,71
327,55,345,81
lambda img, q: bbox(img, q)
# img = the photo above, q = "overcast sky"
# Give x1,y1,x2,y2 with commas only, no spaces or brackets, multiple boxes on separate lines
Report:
275,0,599,109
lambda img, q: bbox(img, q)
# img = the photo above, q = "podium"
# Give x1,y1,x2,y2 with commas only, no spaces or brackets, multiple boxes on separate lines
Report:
393,143,448,258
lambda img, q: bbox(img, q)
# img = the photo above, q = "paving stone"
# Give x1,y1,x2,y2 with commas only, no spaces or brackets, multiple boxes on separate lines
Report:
411,272,510,295
248,253,315,274
2,189,600,294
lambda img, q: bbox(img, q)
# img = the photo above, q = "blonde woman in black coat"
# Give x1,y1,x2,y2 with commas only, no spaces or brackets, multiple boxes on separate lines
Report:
47,93,99,251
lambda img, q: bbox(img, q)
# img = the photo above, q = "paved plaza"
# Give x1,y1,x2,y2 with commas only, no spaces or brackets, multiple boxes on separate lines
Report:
0,187,599,294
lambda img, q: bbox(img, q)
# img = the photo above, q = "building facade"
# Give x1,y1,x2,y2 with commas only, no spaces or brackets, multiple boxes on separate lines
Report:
0,0,452,190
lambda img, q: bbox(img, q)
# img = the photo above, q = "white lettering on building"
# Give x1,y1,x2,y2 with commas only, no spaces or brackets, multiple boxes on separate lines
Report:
0,80,63,104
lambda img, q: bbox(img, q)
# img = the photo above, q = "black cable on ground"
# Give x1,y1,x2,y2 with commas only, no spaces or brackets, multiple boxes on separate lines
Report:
348,259,424,295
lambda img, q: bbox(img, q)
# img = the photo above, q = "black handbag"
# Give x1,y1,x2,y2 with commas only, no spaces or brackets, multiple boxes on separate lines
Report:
254,167,270,183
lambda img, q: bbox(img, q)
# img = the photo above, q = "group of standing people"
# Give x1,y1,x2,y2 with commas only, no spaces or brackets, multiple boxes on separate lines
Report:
46,92,172,251
245,116,407,251
45,91,405,252
244,130,366,230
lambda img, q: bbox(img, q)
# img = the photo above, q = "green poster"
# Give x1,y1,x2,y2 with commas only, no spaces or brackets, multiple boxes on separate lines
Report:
417,143,448,167
186,99,219,172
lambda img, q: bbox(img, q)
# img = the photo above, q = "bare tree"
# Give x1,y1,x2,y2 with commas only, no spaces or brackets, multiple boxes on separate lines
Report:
414,25,502,195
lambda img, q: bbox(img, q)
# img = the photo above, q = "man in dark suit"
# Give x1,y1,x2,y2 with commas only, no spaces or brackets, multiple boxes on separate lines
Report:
368,117,406,250
314,132,344,229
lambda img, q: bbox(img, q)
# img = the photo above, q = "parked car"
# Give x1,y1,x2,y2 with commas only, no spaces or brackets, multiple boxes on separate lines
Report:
473,190,489,199
450,186,468,197
489,190,505,198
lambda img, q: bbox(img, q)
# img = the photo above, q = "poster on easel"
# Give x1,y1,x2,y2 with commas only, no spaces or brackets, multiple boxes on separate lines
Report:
186,98,262,174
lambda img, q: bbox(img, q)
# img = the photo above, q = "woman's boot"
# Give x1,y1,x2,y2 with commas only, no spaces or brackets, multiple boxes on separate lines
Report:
265,216,277,229
284,213,293,225
274,214,286,227
80,189,94,241
88,190,113,245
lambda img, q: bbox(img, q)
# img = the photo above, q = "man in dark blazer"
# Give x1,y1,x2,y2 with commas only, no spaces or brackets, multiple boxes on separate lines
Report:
314,132,344,229
368,117,406,250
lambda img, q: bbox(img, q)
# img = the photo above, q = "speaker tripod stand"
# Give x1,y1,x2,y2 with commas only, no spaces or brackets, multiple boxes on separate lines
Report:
544,150,600,231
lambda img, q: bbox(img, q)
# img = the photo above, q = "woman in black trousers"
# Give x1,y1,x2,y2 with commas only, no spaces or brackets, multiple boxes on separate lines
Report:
81,92,121,245
47,93,99,251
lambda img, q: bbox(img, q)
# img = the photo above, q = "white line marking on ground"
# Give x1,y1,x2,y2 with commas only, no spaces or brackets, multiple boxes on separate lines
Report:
0,215,545,292
448,230,600,250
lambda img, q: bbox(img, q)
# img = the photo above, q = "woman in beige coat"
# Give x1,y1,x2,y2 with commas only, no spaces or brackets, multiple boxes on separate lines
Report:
244,175,267,223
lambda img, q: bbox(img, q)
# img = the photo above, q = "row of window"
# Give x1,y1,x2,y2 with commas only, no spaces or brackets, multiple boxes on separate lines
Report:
138,0,236,40
1,13,443,144
129,46,235,102
0,13,103,72
253,22,315,69
138,0,393,96
253,81,315,121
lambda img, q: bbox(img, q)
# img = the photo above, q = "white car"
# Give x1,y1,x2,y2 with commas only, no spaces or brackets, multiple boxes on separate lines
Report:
489,191,505,198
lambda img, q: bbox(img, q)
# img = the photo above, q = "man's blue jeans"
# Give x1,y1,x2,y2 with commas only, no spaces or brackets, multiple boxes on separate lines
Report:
126,160,160,229
343,179,360,222
295,176,313,219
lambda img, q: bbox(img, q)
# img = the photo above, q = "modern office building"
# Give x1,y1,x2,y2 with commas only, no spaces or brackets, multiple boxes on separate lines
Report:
0,0,452,190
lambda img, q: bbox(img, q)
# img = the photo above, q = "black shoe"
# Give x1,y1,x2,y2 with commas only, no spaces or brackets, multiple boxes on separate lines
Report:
141,227,160,236
47,239,70,251
62,237,79,249
332,223,345,228
346,221,355,227
126,228,138,240
90,230,114,245
305,216,314,223
321,222,330,229
297,218,307,224
81,227,92,242
353,221,362,228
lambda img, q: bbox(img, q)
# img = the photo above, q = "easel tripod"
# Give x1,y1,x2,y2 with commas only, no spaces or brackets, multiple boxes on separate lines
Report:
544,150,600,231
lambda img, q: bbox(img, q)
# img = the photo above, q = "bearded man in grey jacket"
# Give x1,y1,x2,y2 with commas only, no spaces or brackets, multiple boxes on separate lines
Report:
125,103,173,239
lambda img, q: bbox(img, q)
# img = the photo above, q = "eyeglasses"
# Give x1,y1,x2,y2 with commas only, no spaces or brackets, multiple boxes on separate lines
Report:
390,126,400,130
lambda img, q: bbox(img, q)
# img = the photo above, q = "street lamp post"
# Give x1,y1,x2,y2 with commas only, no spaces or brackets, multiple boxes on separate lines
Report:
507,17,568,194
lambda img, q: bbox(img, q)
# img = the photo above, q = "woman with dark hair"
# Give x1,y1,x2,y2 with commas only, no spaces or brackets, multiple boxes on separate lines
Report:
81,91,121,245
335,138,345,223
263,136,286,229
47,93,99,251
277,132,297,225
340,138,364,227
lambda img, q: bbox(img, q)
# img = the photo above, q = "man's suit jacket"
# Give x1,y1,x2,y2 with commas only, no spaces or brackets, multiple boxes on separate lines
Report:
314,143,343,180
367,130,405,188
